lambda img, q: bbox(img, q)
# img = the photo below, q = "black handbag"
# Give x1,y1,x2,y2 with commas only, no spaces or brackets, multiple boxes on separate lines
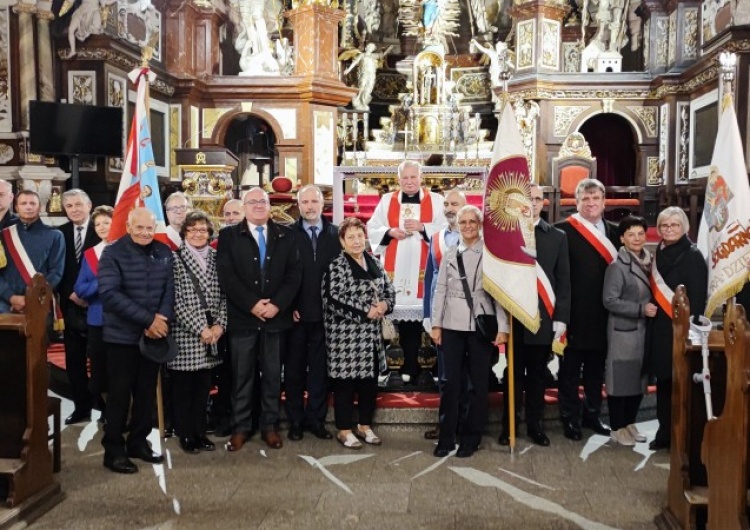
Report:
456,252,498,343
178,254,219,357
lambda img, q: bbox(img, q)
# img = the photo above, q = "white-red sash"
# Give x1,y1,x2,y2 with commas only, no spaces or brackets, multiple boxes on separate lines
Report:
568,213,617,264
83,242,106,277
2,225,37,285
433,228,448,268
650,263,674,319
535,262,555,318
165,227,181,251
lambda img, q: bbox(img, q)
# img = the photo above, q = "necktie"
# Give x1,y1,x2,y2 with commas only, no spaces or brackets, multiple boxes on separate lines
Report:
256,226,266,268
309,226,318,259
75,225,84,262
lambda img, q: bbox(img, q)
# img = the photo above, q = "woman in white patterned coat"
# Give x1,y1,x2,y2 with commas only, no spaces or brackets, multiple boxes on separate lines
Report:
168,211,227,454
322,218,395,449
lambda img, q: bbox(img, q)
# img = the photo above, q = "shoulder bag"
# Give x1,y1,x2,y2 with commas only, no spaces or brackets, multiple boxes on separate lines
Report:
456,251,498,344
178,253,219,357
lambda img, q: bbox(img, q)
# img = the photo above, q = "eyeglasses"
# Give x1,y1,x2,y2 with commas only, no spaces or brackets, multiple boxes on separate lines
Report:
659,223,682,231
244,199,269,206
166,205,188,213
186,227,209,234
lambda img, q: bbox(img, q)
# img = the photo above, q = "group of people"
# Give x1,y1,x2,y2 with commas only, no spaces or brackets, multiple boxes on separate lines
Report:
0,163,709,474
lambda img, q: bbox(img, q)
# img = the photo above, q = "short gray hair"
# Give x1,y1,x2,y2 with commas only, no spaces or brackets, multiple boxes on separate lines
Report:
0,179,12,193
296,184,323,201
397,159,422,179
127,206,155,225
62,188,91,204
164,191,192,208
574,178,605,201
444,188,466,204
657,206,690,234
457,204,483,225
242,187,269,202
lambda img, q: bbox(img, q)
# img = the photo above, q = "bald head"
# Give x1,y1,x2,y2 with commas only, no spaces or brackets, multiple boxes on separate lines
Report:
127,207,156,246
443,189,467,229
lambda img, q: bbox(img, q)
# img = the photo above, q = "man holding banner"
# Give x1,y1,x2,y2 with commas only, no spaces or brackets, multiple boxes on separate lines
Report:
555,179,619,440
499,183,570,447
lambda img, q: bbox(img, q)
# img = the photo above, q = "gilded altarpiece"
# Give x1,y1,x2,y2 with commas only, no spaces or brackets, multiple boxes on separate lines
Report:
675,102,690,184
517,20,536,70
0,8,10,133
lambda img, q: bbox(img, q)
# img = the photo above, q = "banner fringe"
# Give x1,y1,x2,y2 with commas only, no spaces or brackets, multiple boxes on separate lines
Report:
483,278,540,334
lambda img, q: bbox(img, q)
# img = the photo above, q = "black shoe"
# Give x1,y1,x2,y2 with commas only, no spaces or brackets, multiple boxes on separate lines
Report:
214,422,232,438
104,455,138,474
456,444,478,458
649,438,670,451
163,426,174,439
288,423,304,441
528,430,550,447
179,437,200,454
433,444,453,457
196,436,216,451
424,427,440,440
582,417,611,436
308,424,333,440
563,420,583,441
65,410,91,425
127,445,165,464
498,432,510,446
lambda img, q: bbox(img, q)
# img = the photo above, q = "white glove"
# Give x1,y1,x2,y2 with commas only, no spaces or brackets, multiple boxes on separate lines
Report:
423,317,432,334
553,321,566,340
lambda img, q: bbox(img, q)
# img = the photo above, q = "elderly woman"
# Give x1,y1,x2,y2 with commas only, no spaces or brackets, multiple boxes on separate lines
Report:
74,205,114,415
431,205,509,458
168,211,227,454
322,217,395,449
602,216,657,446
645,207,707,450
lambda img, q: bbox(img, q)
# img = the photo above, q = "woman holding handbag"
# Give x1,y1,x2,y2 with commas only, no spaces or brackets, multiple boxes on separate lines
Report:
431,205,509,458
169,211,227,454
322,217,395,449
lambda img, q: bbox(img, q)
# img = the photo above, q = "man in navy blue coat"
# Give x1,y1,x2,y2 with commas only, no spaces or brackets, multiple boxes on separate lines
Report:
99,207,174,474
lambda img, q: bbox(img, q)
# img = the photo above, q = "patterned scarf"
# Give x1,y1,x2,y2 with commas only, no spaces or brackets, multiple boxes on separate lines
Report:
186,242,210,271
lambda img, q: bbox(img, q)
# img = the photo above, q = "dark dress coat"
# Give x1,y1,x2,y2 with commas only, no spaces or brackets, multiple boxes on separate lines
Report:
603,247,651,396
292,218,341,322
216,219,301,332
58,220,100,327
322,252,395,379
555,218,620,351
645,235,707,381
524,219,571,345
0,210,18,231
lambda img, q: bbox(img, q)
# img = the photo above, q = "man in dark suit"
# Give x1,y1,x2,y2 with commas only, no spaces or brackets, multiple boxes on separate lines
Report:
58,189,101,425
0,179,18,230
285,184,341,441
499,184,571,446
217,187,301,451
555,179,620,440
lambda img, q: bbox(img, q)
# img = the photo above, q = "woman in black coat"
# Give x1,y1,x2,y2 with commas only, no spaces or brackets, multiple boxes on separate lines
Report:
645,207,707,450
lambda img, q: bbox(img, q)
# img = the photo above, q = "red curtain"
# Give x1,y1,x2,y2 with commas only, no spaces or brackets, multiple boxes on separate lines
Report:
579,114,636,187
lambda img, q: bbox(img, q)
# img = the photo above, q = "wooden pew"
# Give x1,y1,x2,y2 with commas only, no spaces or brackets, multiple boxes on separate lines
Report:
0,274,64,528
656,287,750,529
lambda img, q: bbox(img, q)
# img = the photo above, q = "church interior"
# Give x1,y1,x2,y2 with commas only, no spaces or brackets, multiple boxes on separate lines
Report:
1,0,748,234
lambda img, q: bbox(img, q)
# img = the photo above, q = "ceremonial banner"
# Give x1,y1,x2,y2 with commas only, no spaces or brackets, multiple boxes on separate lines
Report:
482,103,540,333
110,66,168,243
697,93,750,317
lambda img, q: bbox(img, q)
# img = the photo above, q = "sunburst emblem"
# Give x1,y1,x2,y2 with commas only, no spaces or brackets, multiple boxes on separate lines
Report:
485,171,532,231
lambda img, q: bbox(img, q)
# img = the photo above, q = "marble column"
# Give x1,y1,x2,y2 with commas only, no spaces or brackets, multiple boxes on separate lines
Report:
36,5,56,102
13,1,38,130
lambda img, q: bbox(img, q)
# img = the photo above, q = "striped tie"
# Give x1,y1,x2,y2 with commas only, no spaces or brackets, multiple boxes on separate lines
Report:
75,225,83,262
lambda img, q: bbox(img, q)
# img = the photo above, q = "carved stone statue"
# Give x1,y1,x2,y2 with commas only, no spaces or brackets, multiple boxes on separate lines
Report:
232,0,282,75
343,43,393,110
65,0,118,58
471,39,514,88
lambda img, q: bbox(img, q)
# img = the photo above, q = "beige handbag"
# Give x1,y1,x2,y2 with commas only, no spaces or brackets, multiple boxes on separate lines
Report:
371,280,397,340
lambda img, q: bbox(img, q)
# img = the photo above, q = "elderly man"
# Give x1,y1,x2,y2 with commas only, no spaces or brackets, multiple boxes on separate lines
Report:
499,184,571,447
422,188,465,439
98,207,174,474
58,189,101,425
217,187,301,451
0,190,64,313
164,191,191,250
0,179,17,230
222,198,244,227
555,179,619,441
285,184,340,441
367,160,447,384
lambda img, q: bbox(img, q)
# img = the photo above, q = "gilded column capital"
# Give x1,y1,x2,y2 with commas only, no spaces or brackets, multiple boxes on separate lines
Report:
13,2,37,15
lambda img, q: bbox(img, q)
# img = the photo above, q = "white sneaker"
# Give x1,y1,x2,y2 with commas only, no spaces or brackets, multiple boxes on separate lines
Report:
610,427,635,446
626,424,647,443
401,374,411,384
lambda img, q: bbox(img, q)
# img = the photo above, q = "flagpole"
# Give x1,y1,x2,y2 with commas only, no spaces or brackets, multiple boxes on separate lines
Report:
507,312,516,453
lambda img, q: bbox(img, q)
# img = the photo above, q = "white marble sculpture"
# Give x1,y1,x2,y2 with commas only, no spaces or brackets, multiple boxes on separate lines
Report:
232,0,281,75
65,0,118,58
343,43,393,110
471,39,514,88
